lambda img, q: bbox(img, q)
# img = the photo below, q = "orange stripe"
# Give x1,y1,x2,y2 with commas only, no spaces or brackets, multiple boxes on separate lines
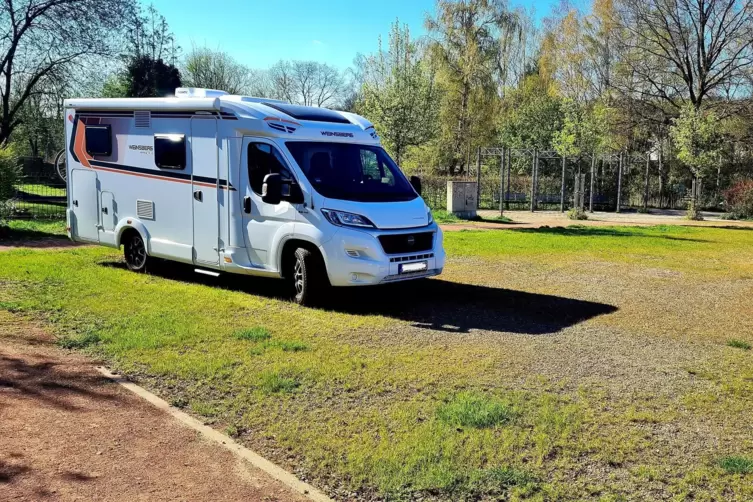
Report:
91,165,231,189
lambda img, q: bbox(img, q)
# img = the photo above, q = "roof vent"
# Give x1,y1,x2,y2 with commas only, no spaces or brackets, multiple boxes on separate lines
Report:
175,87,228,98
134,111,151,128
267,122,297,134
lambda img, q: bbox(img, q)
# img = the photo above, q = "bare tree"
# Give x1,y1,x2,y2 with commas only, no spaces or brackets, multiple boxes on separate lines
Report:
268,60,346,107
613,0,753,113
0,0,135,144
182,46,251,94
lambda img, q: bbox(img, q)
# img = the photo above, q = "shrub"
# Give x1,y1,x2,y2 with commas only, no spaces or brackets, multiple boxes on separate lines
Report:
0,145,19,224
686,199,703,220
723,180,753,220
567,207,588,220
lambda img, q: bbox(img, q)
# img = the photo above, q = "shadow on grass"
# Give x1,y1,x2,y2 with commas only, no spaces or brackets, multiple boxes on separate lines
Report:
0,227,74,249
507,225,713,242
99,260,617,335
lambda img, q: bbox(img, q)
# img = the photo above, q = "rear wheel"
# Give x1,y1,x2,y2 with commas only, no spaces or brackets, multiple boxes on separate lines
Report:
291,247,329,306
123,231,149,272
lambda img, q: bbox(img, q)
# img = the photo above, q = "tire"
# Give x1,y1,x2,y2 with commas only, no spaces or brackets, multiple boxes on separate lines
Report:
291,247,329,306
54,149,67,183
123,231,149,272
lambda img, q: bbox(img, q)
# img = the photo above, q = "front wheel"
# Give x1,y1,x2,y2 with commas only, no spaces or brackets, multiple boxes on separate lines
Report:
291,247,329,306
124,232,149,272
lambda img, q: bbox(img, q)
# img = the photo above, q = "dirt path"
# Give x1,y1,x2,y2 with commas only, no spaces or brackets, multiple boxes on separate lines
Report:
441,209,753,231
0,311,311,502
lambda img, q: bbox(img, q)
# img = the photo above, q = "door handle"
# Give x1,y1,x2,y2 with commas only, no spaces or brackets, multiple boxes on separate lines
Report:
243,196,251,214
73,200,78,207
193,190,203,202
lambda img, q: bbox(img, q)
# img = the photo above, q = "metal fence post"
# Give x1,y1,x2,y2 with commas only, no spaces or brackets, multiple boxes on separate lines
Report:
505,148,511,210
476,146,481,209
589,153,596,213
499,147,505,215
644,152,650,211
530,149,537,212
560,155,566,212
616,151,623,213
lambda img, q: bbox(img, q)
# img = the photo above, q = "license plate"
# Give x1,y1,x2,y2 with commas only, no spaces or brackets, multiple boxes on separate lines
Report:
399,261,428,274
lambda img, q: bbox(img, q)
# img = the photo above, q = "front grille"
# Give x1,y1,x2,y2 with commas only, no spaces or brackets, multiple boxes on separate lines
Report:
378,232,434,255
390,253,434,263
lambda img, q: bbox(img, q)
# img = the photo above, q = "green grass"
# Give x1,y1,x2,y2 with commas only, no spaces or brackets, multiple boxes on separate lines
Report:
57,331,101,350
14,183,66,197
0,219,66,239
2,223,753,500
233,326,272,341
719,456,753,475
436,392,515,428
727,339,752,351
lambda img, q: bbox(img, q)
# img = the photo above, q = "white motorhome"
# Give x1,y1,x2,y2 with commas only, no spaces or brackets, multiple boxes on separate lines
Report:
64,88,444,304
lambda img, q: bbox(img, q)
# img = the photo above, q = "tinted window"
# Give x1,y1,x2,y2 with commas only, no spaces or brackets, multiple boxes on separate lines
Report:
85,125,112,156
248,143,293,195
285,142,416,203
154,134,186,169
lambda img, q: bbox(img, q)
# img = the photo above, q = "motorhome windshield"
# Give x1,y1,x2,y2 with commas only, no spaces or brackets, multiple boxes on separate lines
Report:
285,142,418,203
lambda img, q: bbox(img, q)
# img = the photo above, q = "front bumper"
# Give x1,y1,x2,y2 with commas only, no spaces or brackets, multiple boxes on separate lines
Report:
320,223,445,286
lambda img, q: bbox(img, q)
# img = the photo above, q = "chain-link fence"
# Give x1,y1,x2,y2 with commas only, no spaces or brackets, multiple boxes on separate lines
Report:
2,157,67,220
417,147,726,213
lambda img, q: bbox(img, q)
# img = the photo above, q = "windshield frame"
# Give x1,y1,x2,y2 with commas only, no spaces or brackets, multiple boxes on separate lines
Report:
284,141,418,203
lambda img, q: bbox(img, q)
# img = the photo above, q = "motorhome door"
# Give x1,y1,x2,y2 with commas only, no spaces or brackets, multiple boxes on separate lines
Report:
70,168,99,243
190,116,219,265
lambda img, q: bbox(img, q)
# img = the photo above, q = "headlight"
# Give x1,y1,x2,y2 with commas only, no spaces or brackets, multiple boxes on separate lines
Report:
427,209,434,224
321,209,375,228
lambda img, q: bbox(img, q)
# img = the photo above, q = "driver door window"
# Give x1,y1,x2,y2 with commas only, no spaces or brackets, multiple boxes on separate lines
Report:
248,143,293,196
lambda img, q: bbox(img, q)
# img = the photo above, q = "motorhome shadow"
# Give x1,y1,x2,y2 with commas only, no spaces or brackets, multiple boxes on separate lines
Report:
99,260,616,336
64,88,444,306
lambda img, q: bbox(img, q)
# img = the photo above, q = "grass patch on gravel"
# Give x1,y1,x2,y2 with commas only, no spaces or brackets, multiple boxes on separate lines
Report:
2,224,753,500
727,339,752,350
436,392,515,428
719,456,753,474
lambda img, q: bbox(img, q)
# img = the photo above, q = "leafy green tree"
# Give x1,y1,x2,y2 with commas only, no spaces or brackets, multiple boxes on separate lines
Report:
426,0,515,174
498,75,562,150
356,21,438,165
670,104,723,180
124,56,181,98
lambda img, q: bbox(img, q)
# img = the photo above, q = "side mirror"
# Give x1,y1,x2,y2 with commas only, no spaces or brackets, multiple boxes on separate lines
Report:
262,173,282,205
410,175,422,196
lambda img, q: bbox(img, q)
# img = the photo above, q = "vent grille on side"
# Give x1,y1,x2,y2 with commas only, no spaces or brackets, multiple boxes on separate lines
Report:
134,111,151,128
136,199,154,220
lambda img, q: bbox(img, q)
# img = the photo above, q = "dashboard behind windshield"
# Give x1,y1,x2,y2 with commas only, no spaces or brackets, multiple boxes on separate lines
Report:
285,142,418,203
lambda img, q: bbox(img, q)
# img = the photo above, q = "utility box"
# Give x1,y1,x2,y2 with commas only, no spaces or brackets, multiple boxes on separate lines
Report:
447,181,478,219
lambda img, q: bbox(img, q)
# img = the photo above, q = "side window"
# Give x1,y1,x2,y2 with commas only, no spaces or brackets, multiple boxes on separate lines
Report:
85,125,112,156
361,149,396,186
248,143,293,195
154,134,186,169
361,150,380,180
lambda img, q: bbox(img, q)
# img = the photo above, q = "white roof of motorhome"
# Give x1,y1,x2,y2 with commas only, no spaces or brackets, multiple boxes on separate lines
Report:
64,88,375,132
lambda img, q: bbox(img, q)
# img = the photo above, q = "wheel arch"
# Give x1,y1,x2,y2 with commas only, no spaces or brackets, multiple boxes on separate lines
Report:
279,238,324,279
115,218,150,251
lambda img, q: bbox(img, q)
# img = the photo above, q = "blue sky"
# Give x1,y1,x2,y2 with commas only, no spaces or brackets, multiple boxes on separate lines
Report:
151,0,567,70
